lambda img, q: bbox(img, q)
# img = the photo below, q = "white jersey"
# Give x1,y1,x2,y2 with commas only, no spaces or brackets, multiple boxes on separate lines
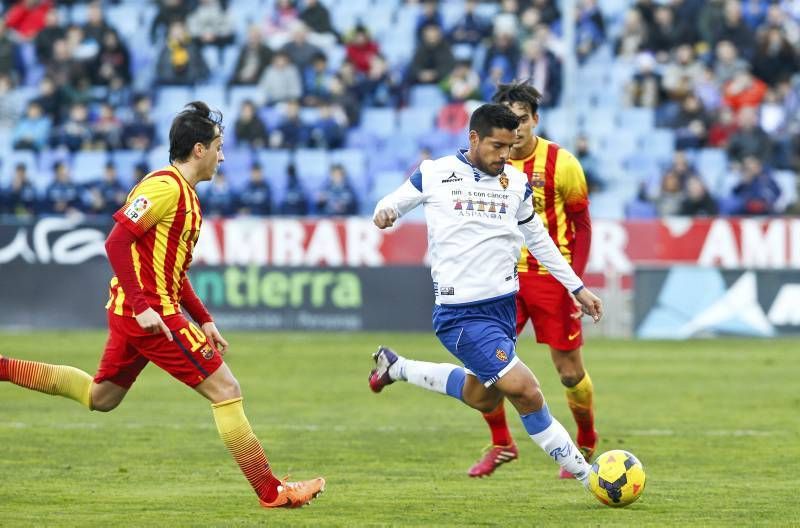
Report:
374,149,583,306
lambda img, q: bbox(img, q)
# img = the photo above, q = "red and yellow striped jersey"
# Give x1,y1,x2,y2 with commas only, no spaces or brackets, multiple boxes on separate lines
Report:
106,166,202,317
509,137,589,274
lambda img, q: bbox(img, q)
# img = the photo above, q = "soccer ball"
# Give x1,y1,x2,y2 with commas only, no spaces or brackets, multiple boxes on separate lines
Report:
588,450,646,507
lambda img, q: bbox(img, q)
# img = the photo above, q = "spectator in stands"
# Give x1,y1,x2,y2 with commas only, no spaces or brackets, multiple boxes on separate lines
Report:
0,21,24,84
51,102,92,152
574,134,604,193
714,0,756,59
258,50,303,104
150,0,191,43
646,4,689,59
533,0,560,25
44,161,80,215
449,0,490,49
442,59,480,102
281,21,322,72
234,100,269,149
280,163,309,215
106,75,132,110
409,23,454,85
727,106,773,162
262,0,299,41
707,105,738,148
722,66,767,114
625,52,664,108
492,0,520,37
92,102,123,150
669,150,700,185
308,103,345,149
316,164,359,216
65,24,100,66
82,1,115,45
714,40,749,85
574,0,606,63
230,25,273,86
482,30,519,81
82,161,126,215
237,162,272,216
202,169,236,217
31,76,63,123
516,38,561,107
673,94,710,150
614,9,648,57
764,4,800,49
132,161,149,183
741,0,769,29
43,38,85,93
5,0,51,41
726,155,781,215
271,99,309,149
679,175,719,216
121,94,157,150
12,101,51,151
358,54,398,108
186,0,234,53
416,0,444,40
752,27,798,87
94,29,131,86
698,0,726,47
303,52,333,106
156,21,209,85
328,73,360,126
345,25,379,75
662,44,704,101
33,8,62,63
4,163,37,217
654,169,685,216
299,0,337,41
694,65,723,112
0,73,21,128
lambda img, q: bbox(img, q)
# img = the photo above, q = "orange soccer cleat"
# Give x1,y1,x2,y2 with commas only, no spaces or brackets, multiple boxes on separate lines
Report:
259,477,326,509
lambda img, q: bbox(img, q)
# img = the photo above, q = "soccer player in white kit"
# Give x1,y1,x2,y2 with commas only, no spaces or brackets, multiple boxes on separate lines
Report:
368,103,603,486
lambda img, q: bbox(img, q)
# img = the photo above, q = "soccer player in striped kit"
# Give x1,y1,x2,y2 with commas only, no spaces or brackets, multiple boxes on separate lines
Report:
0,102,324,509
465,82,598,479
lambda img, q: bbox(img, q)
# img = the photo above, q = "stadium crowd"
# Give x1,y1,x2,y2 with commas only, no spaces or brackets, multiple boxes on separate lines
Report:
0,0,798,219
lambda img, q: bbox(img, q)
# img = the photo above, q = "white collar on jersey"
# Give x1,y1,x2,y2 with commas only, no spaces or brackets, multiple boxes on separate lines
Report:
456,148,493,182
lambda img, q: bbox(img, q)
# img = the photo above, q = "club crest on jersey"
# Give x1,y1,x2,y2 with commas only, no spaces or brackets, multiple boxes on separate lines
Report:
124,195,150,222
530,172,545,188
499,173,509,189
495,348,508,362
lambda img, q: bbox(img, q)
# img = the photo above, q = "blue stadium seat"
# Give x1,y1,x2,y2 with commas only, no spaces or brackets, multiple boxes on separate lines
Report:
229,85,262,113
221,148,254,189
256,149,292,188
641,129,675,162
398,107,436,138
359,108,396,141
111,150,147,188
194,85,227,111
773,170,797,212
408,85,447,111
147,145,170,172
293,148,331,192
156,87,194,118
71,151,110,184
618,108,655,132
696,148,728,190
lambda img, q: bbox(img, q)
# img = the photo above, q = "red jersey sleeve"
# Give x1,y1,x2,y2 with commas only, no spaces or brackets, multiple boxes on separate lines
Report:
112,175,180,237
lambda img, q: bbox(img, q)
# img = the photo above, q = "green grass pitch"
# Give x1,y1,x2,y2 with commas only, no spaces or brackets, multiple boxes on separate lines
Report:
1,332,798,527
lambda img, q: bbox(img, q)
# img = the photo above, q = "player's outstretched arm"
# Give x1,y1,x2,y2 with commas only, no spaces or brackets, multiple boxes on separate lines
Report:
372,170,425,229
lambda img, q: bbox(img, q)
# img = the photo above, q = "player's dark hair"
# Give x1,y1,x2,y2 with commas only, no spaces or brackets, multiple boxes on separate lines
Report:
469,103,520,138
169,101,224,163
492,81,542,116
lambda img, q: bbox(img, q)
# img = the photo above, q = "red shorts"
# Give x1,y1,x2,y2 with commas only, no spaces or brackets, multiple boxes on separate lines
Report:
94,311,223,389
516,272,583,351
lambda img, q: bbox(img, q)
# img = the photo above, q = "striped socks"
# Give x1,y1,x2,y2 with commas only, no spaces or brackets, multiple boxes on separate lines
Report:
212,397,281,503
0,356,92,408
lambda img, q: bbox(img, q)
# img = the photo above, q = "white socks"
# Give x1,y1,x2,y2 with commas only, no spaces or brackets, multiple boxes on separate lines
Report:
390,358,466,400
530,419,590,484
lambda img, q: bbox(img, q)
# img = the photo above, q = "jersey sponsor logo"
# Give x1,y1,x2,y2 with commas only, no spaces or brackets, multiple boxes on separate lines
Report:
441,172,462,183
568,331,581,341
499,173,509,190
124,195,150,222
495,348,508,362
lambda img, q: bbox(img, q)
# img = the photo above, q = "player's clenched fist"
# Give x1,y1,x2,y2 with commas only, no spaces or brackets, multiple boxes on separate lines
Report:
373,207,398,229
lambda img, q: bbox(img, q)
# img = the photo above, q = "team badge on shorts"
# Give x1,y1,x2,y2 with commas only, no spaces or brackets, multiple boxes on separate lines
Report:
200,344,214,360
495,348,508,362
499,173,509,190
